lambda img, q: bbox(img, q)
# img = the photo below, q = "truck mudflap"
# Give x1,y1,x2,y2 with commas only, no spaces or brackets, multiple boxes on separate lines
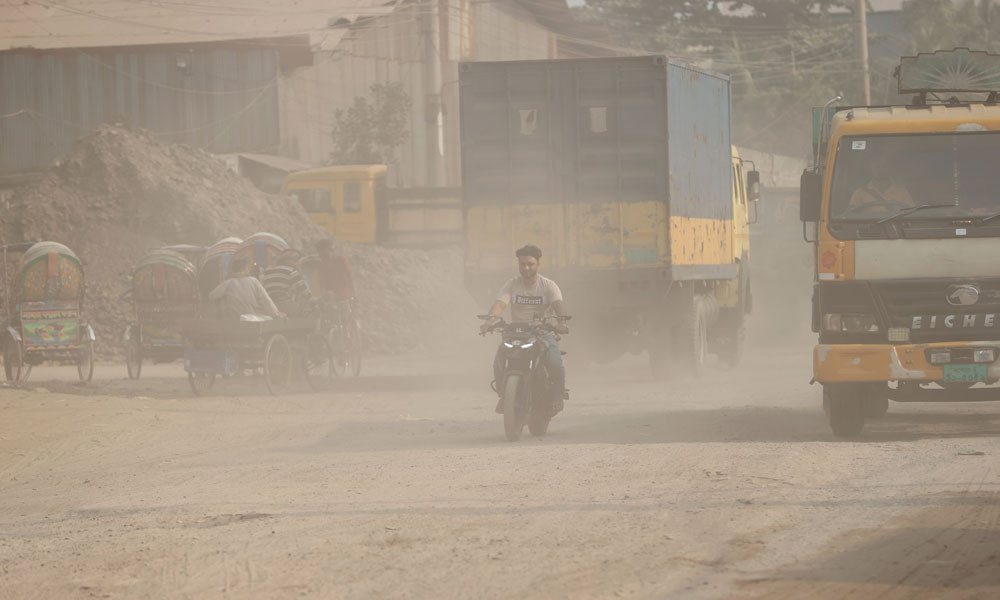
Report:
814,341,1000,383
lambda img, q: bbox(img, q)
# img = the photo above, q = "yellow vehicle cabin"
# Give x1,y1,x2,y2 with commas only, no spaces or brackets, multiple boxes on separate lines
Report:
281,165,462,246
281,165,384,244
800,49,1000,436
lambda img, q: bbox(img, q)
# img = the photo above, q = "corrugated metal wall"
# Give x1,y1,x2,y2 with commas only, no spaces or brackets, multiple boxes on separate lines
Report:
0,48,279,173
279,0,554,188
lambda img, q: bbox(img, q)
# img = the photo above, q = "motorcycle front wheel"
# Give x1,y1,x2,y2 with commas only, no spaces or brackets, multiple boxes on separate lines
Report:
502,373,523,442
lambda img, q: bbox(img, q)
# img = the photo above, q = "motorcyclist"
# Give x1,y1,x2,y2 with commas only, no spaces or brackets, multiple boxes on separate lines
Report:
479,245,568,414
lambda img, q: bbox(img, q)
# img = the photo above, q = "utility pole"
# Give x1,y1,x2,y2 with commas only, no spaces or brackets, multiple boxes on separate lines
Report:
856,0,871,104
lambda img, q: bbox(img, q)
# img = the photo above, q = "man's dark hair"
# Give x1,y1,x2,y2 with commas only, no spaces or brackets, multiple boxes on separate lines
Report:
515,245,542,260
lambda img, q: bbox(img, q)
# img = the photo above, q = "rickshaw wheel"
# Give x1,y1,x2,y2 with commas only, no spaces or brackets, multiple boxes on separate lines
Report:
188,371,216,396
77,340,95,383
304,332,333,392
328,328,347,378
264,334,292,395
126,335,142,380
3,336,23,385
347,320,362,377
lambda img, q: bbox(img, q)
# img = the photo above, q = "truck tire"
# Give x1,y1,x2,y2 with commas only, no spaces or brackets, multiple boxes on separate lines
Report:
677,294,709,378
649,342,671,380
718,265,748,368
825,384,865,437
864,393,890,418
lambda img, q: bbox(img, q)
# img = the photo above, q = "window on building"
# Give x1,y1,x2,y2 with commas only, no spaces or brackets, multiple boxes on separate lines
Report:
519,109,538,135
589,107,608,134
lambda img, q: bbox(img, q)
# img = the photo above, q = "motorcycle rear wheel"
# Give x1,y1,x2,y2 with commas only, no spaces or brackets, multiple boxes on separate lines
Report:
503,373,523,442
528,409,550,437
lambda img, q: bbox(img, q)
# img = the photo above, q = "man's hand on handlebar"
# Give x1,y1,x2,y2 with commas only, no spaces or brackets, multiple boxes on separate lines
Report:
478,314,501,335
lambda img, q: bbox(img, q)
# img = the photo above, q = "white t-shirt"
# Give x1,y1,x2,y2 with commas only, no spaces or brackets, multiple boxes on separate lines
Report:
497,275,563,322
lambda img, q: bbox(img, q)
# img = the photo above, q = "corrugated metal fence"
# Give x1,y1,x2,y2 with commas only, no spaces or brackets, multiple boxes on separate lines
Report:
0,47,279,173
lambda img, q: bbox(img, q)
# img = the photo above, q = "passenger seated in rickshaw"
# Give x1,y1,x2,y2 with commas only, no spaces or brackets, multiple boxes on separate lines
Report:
261,250,310,316
207,258,283,322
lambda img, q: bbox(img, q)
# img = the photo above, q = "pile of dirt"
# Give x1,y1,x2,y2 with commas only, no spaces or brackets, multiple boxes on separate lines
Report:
2,124,476,359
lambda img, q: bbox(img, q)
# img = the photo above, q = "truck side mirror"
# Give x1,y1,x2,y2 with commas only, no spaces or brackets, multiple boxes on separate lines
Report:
746,170,761,203
800,169,822,222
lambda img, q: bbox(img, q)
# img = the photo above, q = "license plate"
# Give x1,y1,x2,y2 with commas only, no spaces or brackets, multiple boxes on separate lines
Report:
943,364,988,382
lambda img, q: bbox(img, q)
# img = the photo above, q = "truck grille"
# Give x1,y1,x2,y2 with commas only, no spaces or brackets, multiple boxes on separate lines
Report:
873,279,1000,342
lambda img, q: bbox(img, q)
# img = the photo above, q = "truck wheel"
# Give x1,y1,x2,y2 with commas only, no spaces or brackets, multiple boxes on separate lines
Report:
679,295,709,377
717,314,745,369
825,384,865,437
864,394,889,418
648,342,671,380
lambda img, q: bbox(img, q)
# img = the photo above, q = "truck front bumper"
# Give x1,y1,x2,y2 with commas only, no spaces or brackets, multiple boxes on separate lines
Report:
813,341,1000,383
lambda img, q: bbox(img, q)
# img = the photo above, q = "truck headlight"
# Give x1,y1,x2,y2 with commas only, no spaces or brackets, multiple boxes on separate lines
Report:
929,351,951,365
823,313,879,333
974,349,996,363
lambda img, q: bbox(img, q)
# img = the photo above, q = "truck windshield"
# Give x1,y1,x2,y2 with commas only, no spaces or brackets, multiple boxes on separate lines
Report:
829,131,1000,221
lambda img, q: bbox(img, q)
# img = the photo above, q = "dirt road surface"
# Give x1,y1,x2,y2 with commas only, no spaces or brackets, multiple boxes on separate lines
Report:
2,337,999,599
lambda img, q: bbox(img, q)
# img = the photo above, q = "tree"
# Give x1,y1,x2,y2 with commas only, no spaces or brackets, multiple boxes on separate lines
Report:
901,0,1000,55
329,82,412,165
574,0,858,157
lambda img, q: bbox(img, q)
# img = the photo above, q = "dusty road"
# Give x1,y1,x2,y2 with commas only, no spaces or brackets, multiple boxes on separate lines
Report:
2,336,999,599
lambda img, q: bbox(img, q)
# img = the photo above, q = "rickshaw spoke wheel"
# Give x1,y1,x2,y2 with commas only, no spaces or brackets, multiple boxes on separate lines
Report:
264,334,292,395
188,371,217,396
77,340,94,383
126,333,142,379
304,333,333,392
328,328,347,377
348,320,362,377
3,336,23,385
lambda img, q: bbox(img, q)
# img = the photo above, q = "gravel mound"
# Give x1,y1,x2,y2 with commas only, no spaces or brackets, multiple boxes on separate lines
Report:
2,124,476,359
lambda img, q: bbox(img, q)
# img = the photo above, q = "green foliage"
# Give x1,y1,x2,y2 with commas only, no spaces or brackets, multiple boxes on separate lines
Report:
329,82,412,165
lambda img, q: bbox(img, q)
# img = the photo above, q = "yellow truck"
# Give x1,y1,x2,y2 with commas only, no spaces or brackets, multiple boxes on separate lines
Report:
800,49,1000,436
459,56,759,375
281,165,462,246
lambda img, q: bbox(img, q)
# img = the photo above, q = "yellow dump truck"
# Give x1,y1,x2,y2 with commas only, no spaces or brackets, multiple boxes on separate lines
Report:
459,56,759,375
281,165,462,246
800,49,1000,436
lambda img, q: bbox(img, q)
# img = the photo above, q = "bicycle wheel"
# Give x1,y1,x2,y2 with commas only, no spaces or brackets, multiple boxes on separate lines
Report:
347,320,362,377
304,332,333,391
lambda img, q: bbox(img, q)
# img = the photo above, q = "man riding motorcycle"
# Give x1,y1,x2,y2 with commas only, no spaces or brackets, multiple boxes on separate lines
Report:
479,245,568,414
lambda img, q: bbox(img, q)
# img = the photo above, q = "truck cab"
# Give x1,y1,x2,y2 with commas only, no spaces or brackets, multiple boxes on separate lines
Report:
800,49,1000,436
281,165,462,246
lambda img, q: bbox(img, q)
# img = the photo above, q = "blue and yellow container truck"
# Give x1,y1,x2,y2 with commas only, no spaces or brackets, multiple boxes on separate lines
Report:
459,55,759,376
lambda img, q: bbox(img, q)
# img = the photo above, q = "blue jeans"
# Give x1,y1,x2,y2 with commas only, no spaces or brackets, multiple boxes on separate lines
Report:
493,332,565,399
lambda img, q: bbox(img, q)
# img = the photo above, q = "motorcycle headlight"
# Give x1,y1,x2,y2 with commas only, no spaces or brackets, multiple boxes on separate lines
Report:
503,342,514,348
521,341,534,349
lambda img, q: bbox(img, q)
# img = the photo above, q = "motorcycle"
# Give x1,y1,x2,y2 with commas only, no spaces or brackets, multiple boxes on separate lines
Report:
479,315,571,441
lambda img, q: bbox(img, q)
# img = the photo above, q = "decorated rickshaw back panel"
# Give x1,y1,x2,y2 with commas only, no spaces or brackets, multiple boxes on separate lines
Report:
18,242,83,303
20,300,81,348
